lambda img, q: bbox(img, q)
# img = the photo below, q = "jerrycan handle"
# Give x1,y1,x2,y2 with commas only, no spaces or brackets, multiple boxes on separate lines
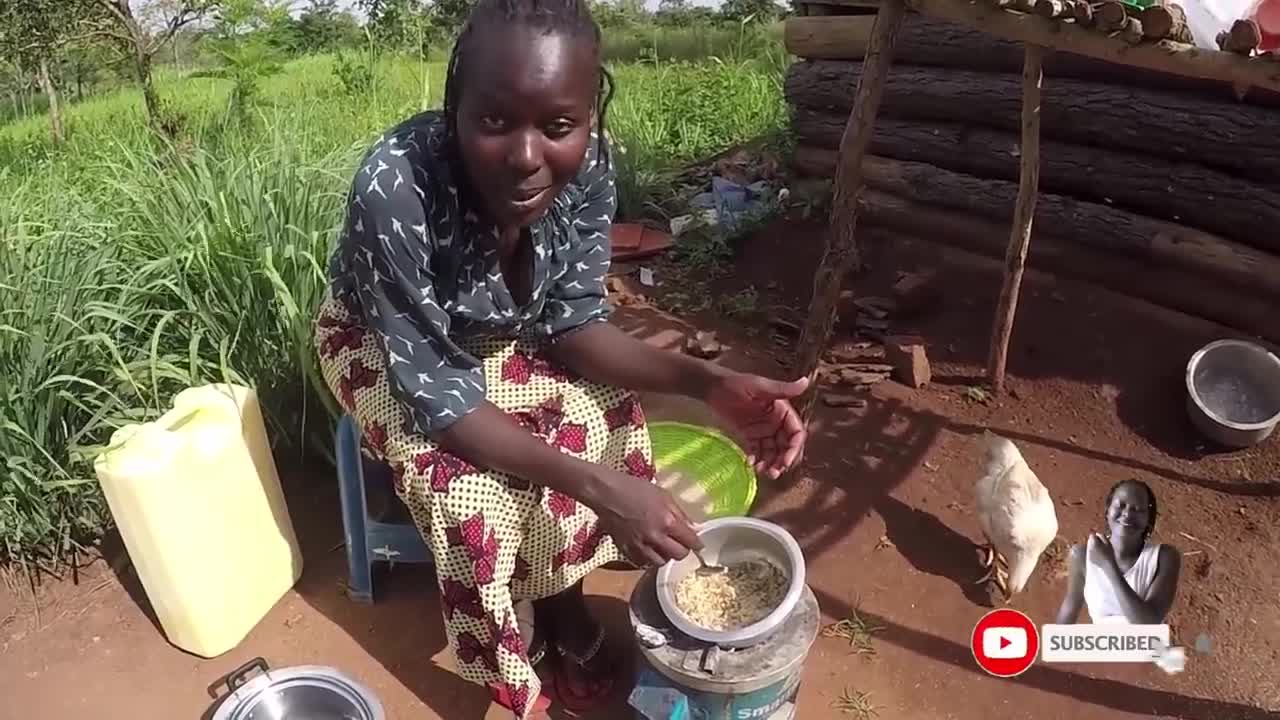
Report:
98,406,206,459
226,657,270,692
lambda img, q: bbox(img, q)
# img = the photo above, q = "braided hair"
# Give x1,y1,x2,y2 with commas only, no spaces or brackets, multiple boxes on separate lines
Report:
1105,479,1159,543
442,0,614,168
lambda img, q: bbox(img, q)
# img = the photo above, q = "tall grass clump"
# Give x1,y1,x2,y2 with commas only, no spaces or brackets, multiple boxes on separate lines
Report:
609,62,787,216
1,183,149,570
105,132,352,456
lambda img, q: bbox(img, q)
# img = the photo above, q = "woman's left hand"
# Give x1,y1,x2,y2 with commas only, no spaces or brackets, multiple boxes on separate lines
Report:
1087,533,1118,571
705,371,809,479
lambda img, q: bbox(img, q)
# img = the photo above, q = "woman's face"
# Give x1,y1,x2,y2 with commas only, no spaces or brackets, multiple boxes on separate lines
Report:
455,27,598,231
1106,483,1151,541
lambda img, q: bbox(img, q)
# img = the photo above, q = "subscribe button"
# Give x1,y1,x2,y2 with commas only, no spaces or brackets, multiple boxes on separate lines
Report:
1041,623,1171,663
972,609,1172,677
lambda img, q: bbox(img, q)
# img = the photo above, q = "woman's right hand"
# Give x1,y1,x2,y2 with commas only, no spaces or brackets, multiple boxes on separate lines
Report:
587,467,703,567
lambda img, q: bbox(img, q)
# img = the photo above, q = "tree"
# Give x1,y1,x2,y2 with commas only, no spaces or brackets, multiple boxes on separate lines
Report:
357,0,435,54
197,0,286,126
0,0,98,143
80,0,221,135
292,0,362,53
591,0,648,28
720,0,785,22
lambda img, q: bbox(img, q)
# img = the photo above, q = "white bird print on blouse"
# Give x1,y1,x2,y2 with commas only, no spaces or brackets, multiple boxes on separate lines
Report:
444,389,465,403
416,372,434,385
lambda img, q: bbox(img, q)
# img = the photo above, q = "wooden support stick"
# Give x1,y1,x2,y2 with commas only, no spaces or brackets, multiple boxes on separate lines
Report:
987,44,1045,395
793,0,906,422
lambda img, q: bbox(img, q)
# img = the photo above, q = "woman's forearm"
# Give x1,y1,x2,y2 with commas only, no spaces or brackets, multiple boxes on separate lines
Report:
434,401,609,506
1102,564,1162,624
548,322,724,398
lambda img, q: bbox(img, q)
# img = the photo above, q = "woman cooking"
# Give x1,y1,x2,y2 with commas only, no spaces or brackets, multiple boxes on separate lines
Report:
1055,479,1182,625
312,0,809,717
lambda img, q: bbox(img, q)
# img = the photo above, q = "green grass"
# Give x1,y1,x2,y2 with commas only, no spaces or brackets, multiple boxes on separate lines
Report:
0,27,788,569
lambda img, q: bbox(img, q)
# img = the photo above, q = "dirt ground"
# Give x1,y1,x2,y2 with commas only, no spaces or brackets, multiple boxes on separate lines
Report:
2,219,1278,720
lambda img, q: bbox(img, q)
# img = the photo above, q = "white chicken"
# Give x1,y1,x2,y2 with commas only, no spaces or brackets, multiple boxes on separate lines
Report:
973,432,1059,602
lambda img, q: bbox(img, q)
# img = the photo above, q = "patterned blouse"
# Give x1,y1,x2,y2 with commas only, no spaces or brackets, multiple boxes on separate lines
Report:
327,111,617,436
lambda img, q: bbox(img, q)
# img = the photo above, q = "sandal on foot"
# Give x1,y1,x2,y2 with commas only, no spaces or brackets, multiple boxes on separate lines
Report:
489,682,553,716
528,635,549,667
551,626,617,714
516,599,550,668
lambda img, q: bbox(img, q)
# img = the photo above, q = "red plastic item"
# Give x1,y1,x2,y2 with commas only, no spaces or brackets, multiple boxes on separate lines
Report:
610,223,674,262
1256,0,1280,51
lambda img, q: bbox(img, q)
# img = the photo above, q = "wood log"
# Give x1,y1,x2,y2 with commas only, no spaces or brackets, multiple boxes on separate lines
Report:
793,0,907,423
785,5,1280,91
791,148,1280,298
988,45,1045,394
1140,3,1192,43
853,190,1280,344
1034,0,1071,19
1073,1,1096,26
1120,16,1145,45
898,0,1280,93
790,110,1280,251
1218,18,1262,55
1096,0,1128,32
784,15,1280,106
785,60,1280,187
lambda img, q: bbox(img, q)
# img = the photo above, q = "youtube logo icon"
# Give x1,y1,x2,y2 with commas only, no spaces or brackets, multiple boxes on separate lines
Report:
971,608,1039,677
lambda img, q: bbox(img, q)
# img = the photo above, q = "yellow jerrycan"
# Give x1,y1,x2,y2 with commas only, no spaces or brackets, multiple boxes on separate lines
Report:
94,383,303,658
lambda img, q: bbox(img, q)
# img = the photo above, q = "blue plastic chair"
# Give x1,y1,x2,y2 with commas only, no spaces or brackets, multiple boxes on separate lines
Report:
335,414,432,603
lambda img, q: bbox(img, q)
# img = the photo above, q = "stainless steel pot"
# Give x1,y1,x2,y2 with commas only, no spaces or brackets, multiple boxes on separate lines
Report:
656,517,806,649
208,658,385,720
1185,339,1280,448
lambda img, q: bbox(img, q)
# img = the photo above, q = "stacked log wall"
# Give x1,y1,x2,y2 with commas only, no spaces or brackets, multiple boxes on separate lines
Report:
785,10,1280,341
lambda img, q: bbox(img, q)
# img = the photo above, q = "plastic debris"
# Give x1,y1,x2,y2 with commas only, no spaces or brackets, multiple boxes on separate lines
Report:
628,686,690,720
691,176,773,236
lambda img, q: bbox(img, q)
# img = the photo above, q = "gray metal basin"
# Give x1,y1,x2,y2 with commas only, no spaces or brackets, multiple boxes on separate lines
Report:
1185,339,1280,449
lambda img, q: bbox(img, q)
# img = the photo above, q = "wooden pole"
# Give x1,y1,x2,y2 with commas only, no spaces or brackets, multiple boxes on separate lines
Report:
792,0,907,421
987,44,1045,395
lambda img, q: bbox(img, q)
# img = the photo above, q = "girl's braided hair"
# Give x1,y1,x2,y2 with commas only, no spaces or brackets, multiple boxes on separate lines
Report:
1105,479,1158,543
442,0,614,167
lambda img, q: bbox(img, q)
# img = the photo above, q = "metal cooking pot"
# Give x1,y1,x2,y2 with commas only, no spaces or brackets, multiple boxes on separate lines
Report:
656,517,806,649
208,658,385,720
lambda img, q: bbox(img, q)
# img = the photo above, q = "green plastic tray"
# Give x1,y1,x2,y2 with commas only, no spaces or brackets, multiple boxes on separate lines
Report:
648,421,757,520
